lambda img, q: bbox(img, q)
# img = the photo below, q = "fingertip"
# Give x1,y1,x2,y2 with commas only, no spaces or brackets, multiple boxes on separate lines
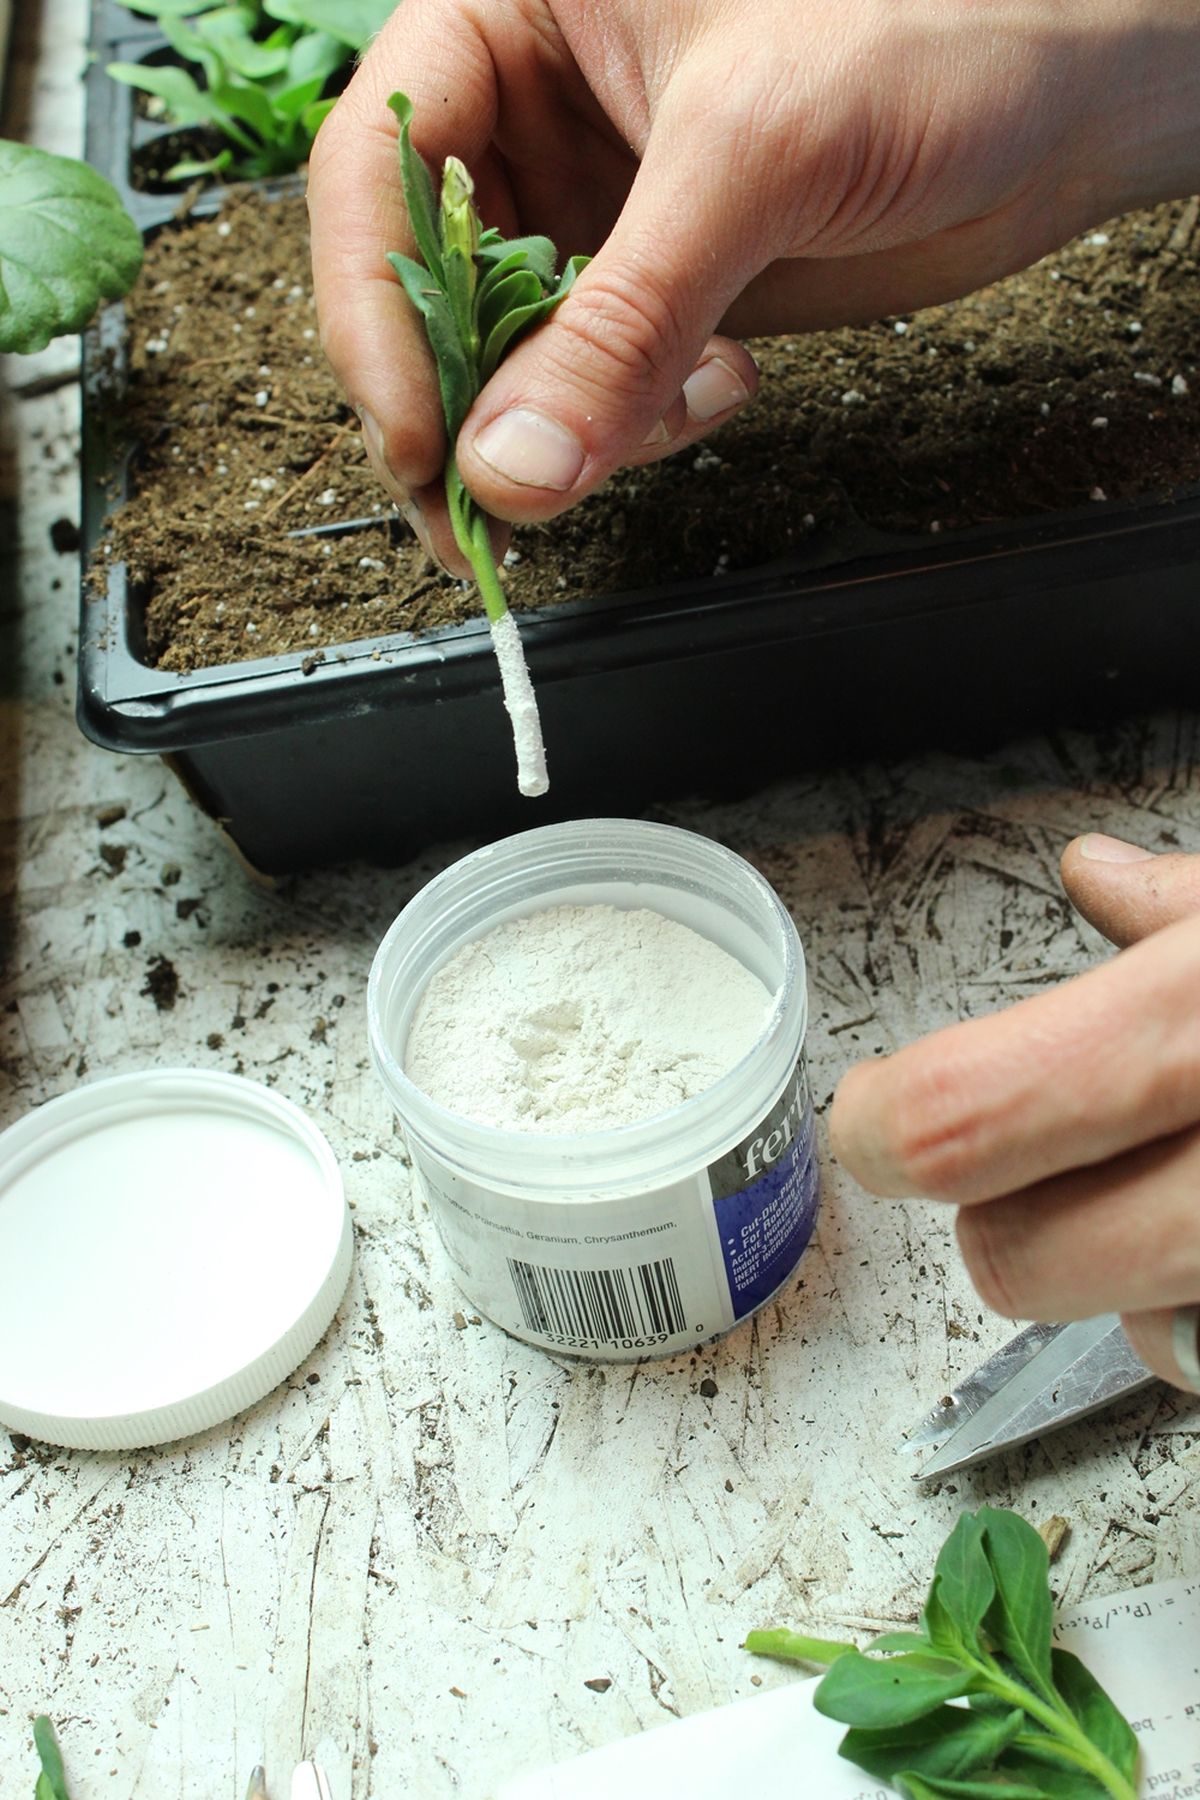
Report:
828,1059,908,1197
1122,1304,1200,1393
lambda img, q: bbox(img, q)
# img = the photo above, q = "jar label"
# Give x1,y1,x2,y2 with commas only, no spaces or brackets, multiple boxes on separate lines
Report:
407,1050,820,1362
708,1053,819,1319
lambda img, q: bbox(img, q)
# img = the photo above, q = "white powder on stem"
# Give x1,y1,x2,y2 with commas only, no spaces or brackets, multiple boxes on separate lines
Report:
489,612,548,797
405,903,775,1132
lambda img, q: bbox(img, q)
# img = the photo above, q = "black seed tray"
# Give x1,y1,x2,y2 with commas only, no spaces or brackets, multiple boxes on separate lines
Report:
78,8,1200,874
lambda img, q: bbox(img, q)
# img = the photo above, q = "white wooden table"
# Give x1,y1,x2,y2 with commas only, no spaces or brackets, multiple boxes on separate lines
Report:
2,8,1197,1796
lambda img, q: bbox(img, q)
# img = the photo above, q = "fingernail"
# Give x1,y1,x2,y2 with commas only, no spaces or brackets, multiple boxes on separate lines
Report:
1078,833,1157,863
473,408,584,491
682,355,750,423
358,406,407,502
640,417,672,447
398,497,435,562
1172,1303,1200,1392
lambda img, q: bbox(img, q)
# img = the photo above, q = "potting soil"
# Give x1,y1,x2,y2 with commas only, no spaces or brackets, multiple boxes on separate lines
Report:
96,190,1200,673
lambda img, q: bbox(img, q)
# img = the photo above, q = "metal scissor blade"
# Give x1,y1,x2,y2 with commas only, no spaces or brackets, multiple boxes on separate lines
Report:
905,1314,1156,1480
900,1320,1066,1455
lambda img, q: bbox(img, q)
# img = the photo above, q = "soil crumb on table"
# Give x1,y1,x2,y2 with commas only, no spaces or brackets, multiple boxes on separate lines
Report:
95,189,1199,673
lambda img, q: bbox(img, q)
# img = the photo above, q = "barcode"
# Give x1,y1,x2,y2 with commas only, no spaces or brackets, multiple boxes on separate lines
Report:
507,1256,686,1343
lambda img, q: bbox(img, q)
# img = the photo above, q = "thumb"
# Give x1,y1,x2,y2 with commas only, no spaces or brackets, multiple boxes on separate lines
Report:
455,76,771,522
1060,835,1200,947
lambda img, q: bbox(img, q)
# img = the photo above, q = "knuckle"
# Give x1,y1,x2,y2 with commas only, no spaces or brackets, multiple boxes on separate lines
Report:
883,1050,983,1197
548,260,687,406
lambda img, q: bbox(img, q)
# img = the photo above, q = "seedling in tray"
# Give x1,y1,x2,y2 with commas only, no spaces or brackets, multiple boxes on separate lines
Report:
387,92,588,797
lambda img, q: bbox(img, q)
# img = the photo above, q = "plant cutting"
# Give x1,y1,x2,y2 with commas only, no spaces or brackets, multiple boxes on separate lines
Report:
0,140,142,353
107,0,394,181
385,91,588,797
745,1506,1138,1799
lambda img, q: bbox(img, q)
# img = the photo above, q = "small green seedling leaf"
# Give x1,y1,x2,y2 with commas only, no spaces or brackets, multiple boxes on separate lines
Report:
33,1716,71,1800
0,140,143,354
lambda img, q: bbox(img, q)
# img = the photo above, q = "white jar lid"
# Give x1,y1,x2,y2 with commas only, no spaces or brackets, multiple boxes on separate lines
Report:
0,1069,351,1450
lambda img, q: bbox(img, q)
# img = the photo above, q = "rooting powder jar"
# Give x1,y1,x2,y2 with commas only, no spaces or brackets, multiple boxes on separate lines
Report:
368,820,819,1361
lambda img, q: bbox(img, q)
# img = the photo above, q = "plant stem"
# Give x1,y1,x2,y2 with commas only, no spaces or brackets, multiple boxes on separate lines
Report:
742,1629,857,1665
445,459,548,795
970,1659,1137,1800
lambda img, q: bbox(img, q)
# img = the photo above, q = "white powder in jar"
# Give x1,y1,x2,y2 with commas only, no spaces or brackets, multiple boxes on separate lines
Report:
404,903,775,1132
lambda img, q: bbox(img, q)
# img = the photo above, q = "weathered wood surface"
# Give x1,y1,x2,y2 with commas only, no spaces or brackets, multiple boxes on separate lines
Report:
1,8,1198,1796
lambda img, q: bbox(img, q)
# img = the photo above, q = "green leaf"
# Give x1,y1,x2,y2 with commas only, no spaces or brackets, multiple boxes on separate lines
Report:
0,140,143,355
475,232,558,284
480,295,560,382
271,73,327,125
33,1717,70,1800
1049,1651,1137,1782
477,266,543,345
160,15,228,86
163,150,235,181
264,0,393,48
105,61,222,127
200,12,294,80
898,1776,1053,1799
926,1511,996,1653
387,92,443,285
741,1628,856,1666
554,251,588,298
117,0,229,14
301,98,337,138
815,1651,977,1729
210,77,280,142
283,27,345,87
476,246,534,307
999,1754,1113,1799
841,1705,1026,1781
979,1510,1055,1696
387,253,474,438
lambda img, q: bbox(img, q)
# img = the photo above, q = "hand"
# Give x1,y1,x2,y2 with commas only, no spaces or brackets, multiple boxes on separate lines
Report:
308,0,1200,571
829,835,1200,1393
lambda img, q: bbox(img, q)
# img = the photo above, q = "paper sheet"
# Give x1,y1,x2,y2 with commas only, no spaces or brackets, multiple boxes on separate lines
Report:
498,1572,1200,1800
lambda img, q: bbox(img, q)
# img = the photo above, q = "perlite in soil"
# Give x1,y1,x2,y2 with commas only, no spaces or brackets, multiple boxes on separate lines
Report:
367,820,823,1362
386,93,588,797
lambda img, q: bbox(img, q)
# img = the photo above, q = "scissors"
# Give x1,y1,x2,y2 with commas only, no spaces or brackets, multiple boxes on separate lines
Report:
902,1313,1158,1479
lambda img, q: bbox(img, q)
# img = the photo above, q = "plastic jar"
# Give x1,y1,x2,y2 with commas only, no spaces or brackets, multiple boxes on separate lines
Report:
367,819,818,1361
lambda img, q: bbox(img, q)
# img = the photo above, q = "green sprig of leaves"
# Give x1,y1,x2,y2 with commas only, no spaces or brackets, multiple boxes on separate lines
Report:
745,1508,1139,1800
385,90,586,624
